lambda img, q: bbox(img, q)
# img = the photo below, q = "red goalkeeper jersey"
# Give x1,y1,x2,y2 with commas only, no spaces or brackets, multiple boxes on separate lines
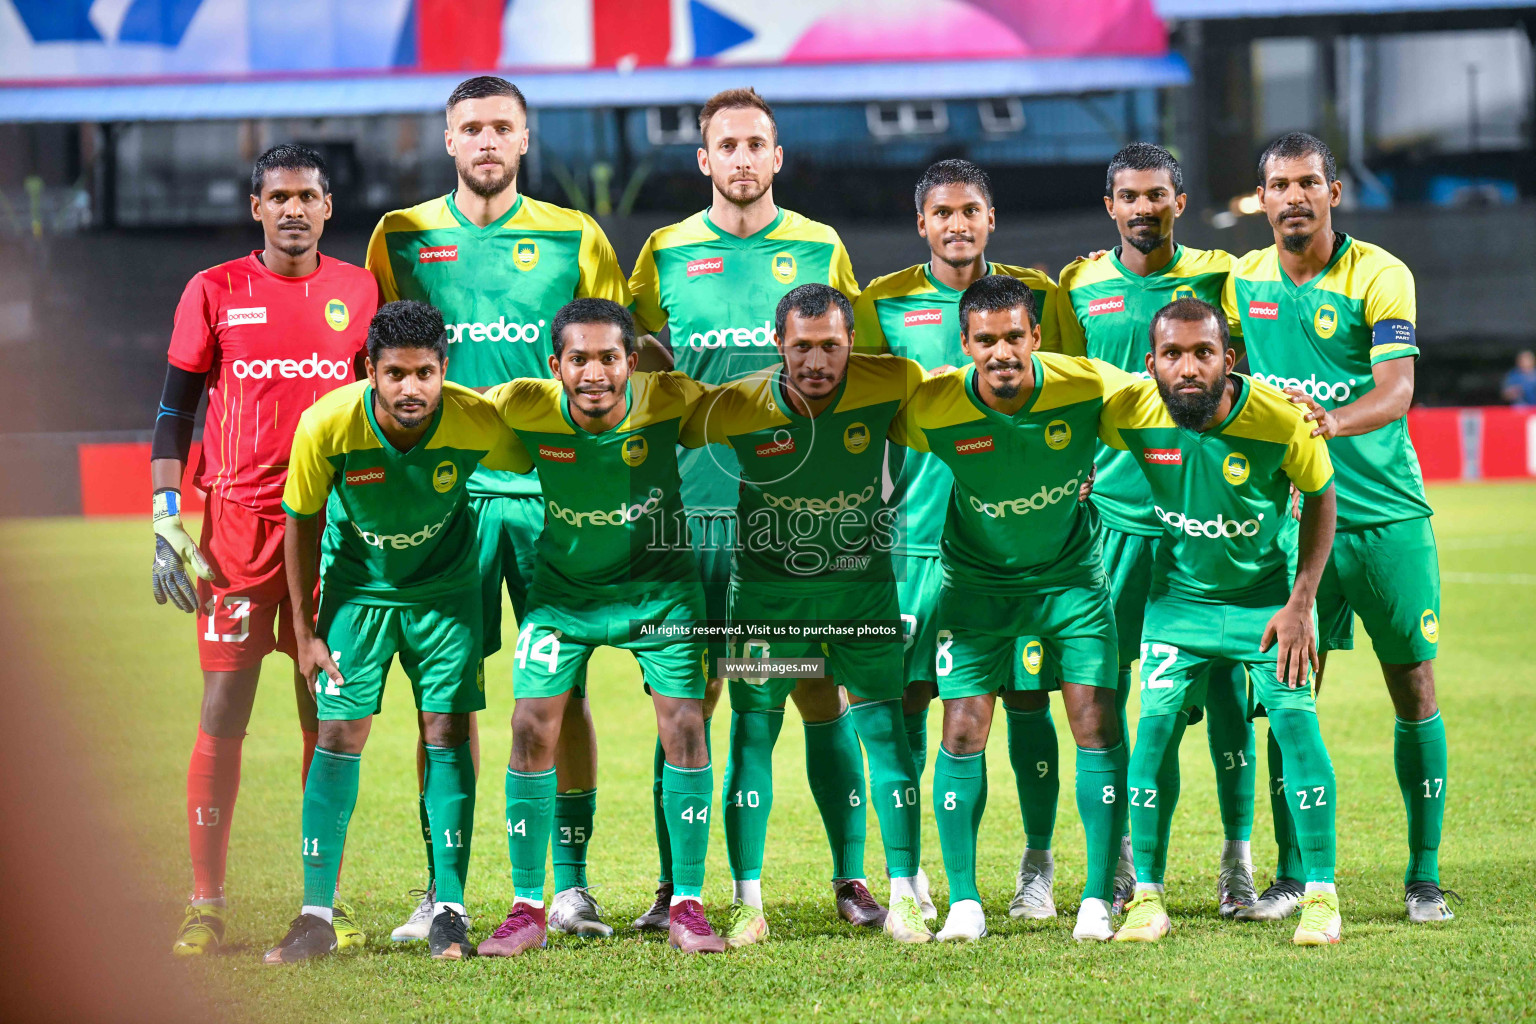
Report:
168,251,377,518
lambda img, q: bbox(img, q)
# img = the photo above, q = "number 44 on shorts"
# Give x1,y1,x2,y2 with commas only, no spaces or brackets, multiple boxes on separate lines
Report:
514,625,562,673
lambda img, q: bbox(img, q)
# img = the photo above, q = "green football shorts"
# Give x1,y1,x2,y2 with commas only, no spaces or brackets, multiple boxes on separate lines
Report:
511,580,708,700
933,578,1117,700
1317,516,1440,664
900,554,1058,691
1138,592,1317,720
314,588,485,721
1101,526,1160,668
689,512,736,673
727,578,904,711
471,495,545,658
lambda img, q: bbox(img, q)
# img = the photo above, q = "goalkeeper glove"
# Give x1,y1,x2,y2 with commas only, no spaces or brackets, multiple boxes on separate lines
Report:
152,488,213,612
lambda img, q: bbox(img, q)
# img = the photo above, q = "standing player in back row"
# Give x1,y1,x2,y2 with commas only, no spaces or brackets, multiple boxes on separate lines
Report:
628,87,873,932
153,144,378,956
853,158,1062,922
1056,143,1258,917
366,75,632,940
1227,132,1454,924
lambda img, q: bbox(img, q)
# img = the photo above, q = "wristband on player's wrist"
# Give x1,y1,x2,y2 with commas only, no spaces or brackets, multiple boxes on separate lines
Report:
153,488,183,520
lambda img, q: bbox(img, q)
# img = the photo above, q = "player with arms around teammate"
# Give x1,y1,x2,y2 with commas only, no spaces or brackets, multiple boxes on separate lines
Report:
152,144,378,957
1103,298,1343,947
366,75,632,940
890,275,1129,943
263,301,529,964
477,299,725,956
683,284,931,945
853,159,1063,922
1227,133,1453,924
1057,143,1258,916
628,88,867,931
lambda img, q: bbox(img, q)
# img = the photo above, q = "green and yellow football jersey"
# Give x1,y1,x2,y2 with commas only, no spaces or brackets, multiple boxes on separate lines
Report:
365,193,631,498
890,354,1128,593
1222,235,1429,530
485,371,708,591
1099,374,1334,606
630,208,859,513
853,262,1060,558
1057,245,1234,538
282,380,530,606
679,352,923,586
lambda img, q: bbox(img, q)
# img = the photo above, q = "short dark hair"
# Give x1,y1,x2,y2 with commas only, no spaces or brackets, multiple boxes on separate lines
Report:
551,298,636,357
958,274,1038,336
367,300,447,364
249,143,328,198
914,158,993,213
446,75,527,118
698,87,776,145
775,283,853,341
1149,297,1229,351
1105,142,1183,196
1257,131,1337,185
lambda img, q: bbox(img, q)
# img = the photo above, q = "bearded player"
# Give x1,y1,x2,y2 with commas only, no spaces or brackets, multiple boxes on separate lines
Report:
628,88,874,932
153,144,378,956
1226,133,1454,924
367,75,632,940
853,158,1063,922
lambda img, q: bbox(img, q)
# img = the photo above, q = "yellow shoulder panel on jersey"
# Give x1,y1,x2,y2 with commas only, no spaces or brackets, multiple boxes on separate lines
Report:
679,369,789,448
507,194,593,234
990,262,1057,293
1166,246,1234,279
1057,254,1122,293
840,354,923,412
893,369,984,452
621,371,709,430
485,378,572,435
1318,238,1417,326
1098,379,1173,450
767,209,842,245
1032,353,1111,413
644,210,719,252
1222,375,1315,446
431,381,512,448
298,381,381,458
374,196,460,234
1230,246,1281,282
858,265,935,304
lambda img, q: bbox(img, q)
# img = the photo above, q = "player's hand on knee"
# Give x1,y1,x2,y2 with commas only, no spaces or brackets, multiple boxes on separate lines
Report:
151,489,212,612
1261,603,1318,690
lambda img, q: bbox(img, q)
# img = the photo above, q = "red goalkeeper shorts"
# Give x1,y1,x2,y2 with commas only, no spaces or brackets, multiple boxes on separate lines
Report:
195,495,298,672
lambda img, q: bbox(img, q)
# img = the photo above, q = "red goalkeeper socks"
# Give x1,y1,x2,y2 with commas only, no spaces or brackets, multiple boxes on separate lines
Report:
187,728,243,901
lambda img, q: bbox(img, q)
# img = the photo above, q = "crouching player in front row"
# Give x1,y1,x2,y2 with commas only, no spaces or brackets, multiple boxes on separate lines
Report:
479,299,724,956
1103,298,1343,946
264,300,531,963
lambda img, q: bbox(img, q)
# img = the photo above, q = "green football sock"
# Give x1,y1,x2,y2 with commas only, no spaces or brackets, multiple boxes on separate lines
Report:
1115,666,1133,752
1076,743,1129,902
1204,663,1255,841
552,788,596,892
933,746,987,904
663,761,714,900
1266,726,1306,881
723,709,783,882
505,767,555,902
1268,709,1336,884
904,709,929,782
1395,710,1447,886
849,699,920,878
1127,712,1187,885
651,738,670,884
302,747,360,910
423,742,475,906
417,787,435,886
804,710,868,880
1005,704,1058,850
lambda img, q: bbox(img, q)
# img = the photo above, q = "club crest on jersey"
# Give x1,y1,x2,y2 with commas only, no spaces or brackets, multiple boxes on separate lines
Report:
324,299,350,331
1248,301,1279,320
955,435,994,455
1314,304,1339,339
621,434,649,467
1173,285,1197,302
1420,609,1439,643
843,422,870,454
903,309,943,328
755,435,796,458
1222,452,1250,485
513,239,540,271
1088,296,1124,316
1044,420,1071,450
1020,639,1044,676
418,246,458,263
433,461,458,493
539,445,576,463
1144,447,1182,465
687,257,724,277
771,252,797,284
345,467,385,486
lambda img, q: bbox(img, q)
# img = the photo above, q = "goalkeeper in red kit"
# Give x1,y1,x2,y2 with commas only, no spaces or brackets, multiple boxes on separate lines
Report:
150,145,378,956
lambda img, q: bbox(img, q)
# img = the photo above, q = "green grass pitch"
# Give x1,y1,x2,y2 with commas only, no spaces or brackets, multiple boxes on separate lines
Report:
6,481,1535,1022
